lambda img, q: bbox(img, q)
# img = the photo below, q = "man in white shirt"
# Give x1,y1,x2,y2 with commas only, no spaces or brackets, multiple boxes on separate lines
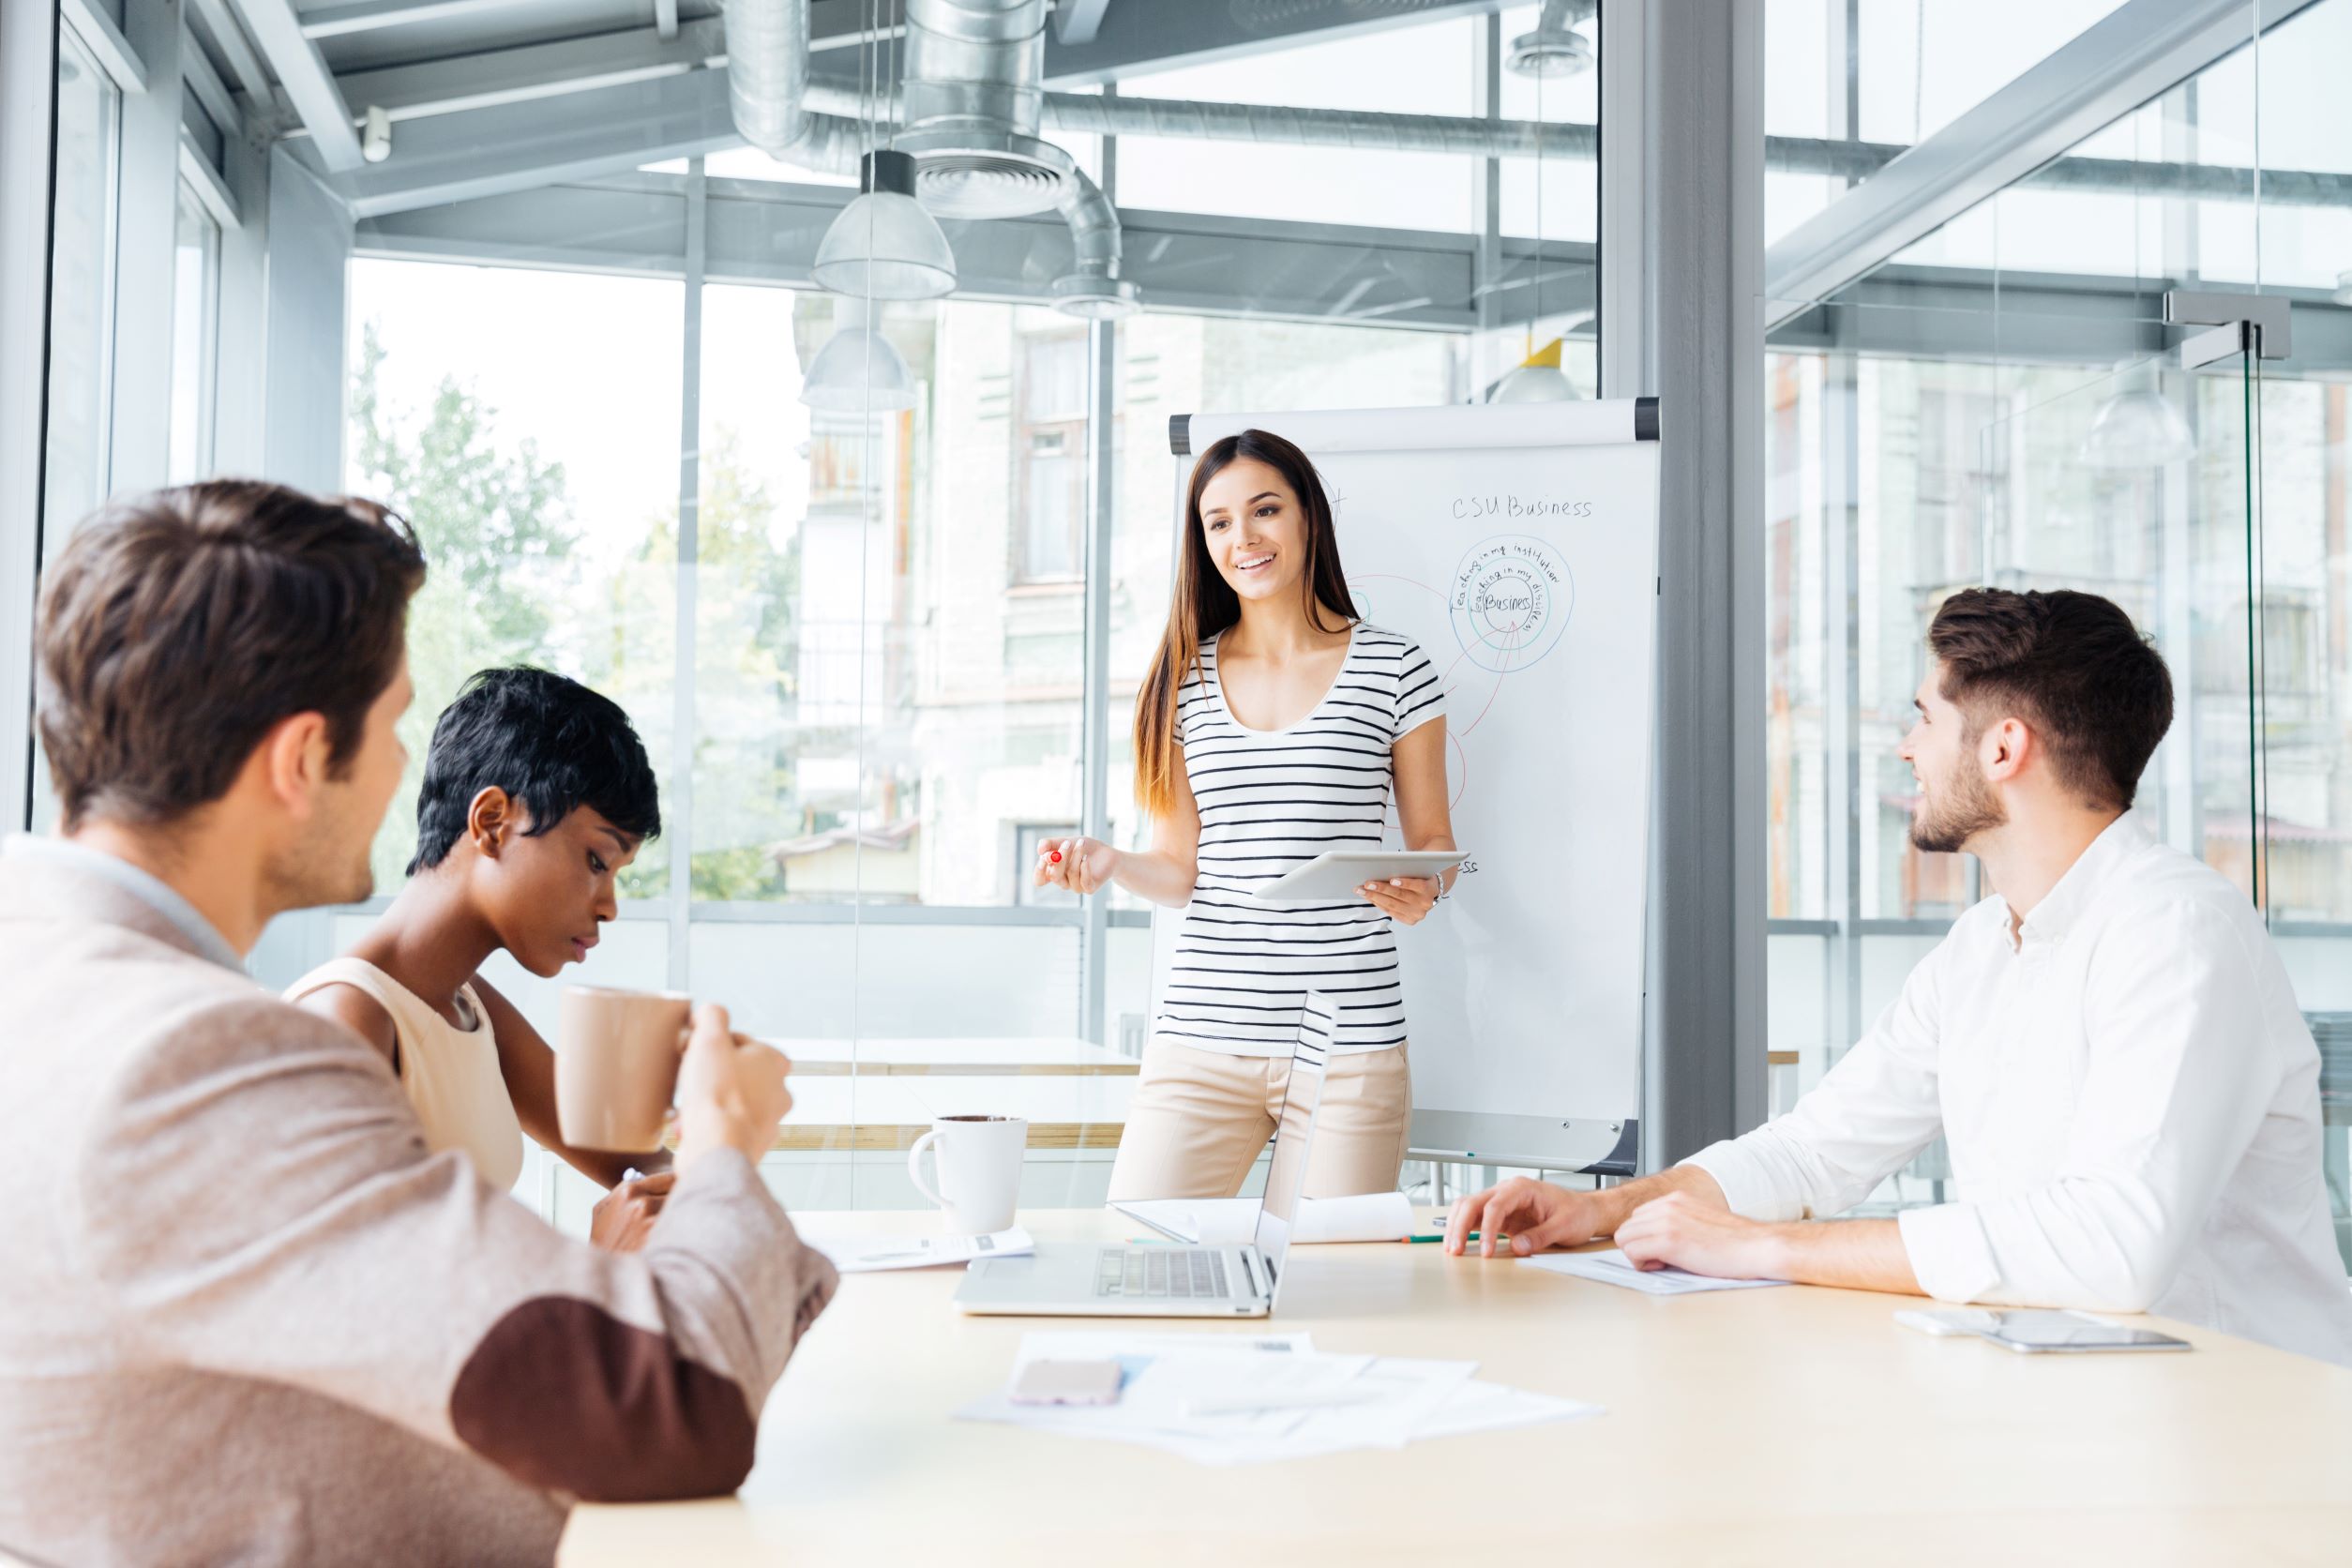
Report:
1447,587,2352,1365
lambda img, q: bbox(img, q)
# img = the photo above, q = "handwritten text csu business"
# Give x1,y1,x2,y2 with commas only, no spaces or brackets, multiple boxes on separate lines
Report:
1452,496,1593,520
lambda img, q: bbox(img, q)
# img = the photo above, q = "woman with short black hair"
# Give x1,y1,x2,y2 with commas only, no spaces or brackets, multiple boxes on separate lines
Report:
288,666,673,1249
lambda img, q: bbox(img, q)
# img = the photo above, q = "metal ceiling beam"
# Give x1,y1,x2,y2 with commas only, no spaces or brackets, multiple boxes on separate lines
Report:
353,167,1594,330
1051,0,1113,48
345,163,2352,368
324,50,2352,221
325,67,737,217
228,0,369,168
61,0,147,92
187,0,275,101
178,128,244,227
298,0,548,41
334,18,724,121
1763,0,2328,323
1040,0,1503,87
181,26,241,133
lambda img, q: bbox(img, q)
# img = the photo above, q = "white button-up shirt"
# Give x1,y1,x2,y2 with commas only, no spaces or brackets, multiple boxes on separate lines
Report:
1687,810,2352,1366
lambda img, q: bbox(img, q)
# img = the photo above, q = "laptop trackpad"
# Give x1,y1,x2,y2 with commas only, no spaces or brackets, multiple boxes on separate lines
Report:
957,1244,1098,1305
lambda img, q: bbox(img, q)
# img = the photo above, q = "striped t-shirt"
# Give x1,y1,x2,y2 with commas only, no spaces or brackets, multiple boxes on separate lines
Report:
1154,622,1447,1058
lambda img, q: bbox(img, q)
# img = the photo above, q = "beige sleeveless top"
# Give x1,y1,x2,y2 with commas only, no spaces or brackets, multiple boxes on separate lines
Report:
285,957,526,1191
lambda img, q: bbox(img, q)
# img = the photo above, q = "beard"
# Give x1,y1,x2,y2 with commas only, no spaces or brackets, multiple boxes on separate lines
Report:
1909,751,2006,854
263,790,379,912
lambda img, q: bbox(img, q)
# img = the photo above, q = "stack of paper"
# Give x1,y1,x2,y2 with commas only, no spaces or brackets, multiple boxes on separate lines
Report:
1518,1247,1790,1295
1112,1191,1414,1245
956,1331,1601,1465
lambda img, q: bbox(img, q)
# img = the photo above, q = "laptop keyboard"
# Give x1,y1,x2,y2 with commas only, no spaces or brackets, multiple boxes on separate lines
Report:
1095,1247,1232,1300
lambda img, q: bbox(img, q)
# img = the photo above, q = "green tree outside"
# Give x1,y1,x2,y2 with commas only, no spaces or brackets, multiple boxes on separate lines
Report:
349,321,580,888
350,320,804,903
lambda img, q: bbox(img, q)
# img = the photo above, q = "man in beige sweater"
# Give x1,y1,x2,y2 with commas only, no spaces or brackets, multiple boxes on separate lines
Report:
0,481,837,1566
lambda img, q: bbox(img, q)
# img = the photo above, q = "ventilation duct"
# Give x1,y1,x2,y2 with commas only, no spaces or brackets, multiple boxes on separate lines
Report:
1048,168,1138,320
722,0,862,174
722,0,1130,316
895,0,1076,219
1508,0,1596,79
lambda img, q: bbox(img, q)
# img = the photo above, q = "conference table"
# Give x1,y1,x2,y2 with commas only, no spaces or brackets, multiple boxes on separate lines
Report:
560,1209,2352,1566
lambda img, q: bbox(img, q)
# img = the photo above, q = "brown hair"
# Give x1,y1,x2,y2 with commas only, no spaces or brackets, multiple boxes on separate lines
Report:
1926,587,2173,810
36,479,427,831
1133,429,1358,818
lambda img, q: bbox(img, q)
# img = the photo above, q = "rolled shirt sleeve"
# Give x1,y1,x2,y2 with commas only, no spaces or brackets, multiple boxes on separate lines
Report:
1681,925,1952,1222
1889,899,2276,1313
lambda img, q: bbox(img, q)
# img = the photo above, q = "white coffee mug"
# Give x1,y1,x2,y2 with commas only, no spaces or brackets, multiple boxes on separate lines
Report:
906,1114,1027,1235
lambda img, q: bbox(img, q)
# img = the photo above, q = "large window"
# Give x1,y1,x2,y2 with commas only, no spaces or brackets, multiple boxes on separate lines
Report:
343,260,685,897
31,24,123,837
0,1,1608,1217
42,26,119,558
1115,20,1485,234
1016,333,1089,584
1763,0,2352,1259
1762,0,2134,246
166,182,220,485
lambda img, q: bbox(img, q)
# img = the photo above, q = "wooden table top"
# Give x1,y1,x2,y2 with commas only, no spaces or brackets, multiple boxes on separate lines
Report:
562,1208,2352,1565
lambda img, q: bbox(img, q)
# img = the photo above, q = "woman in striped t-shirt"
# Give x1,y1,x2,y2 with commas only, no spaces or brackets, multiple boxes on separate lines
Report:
1036,429,1457,1201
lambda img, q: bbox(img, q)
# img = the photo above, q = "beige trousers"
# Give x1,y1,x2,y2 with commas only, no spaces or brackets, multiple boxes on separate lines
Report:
1106,1039,1411,1202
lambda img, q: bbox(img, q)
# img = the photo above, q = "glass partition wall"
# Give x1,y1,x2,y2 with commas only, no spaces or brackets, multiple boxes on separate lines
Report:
1764,0,2352,1260
110,3,1600,1224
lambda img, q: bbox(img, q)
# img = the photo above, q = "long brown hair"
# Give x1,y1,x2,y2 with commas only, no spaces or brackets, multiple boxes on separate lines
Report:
1133,429,1360,818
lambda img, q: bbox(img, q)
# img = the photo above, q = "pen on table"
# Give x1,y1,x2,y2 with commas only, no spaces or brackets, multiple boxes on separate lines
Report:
1405,1230,1497,1244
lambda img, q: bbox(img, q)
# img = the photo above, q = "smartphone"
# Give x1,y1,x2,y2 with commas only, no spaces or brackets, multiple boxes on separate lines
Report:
1970,1309,2193,1354
1007,1358,1125,1406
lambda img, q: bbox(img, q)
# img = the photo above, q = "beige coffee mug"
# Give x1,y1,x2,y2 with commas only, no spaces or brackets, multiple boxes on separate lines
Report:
907,1115,1027,1235
555,986,693,1153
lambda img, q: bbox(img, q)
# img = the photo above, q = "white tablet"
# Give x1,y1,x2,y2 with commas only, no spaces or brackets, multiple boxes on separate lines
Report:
1259,851,1466,903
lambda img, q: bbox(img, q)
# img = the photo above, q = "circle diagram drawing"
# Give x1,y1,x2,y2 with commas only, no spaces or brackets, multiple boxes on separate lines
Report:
1449,535,1574,674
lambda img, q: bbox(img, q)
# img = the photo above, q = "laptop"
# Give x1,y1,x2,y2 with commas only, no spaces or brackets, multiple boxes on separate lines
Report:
952,992,1335,1319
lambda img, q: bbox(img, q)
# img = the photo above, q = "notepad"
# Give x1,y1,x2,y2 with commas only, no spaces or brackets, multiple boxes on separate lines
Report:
1518,1247,1791,1295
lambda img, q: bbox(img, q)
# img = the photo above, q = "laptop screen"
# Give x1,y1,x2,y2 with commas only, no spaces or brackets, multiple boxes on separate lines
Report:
1252,992,1335,1296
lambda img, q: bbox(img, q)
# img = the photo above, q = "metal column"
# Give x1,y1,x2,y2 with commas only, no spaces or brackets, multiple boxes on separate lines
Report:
1078,94,1119,1046
1600,0,1768,1168
668,157,706,989
0,0,58,832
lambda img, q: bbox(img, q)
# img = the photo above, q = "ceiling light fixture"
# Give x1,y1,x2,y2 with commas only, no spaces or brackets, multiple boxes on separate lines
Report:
800,298,917,413
1492,337,1577,402
2079,374,2196,470
813,149,957,301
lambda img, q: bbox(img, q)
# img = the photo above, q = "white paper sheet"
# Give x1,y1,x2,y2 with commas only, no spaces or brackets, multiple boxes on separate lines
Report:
802,1227,1034,1274
1113,1191,1415,1245
957,1333,1598,1465
1518,1247,1790,1295
1411,1380,1605,1440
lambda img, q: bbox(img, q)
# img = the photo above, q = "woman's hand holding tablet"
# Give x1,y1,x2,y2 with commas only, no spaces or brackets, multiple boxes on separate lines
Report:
1259,851,1465,922
1358,872,1443,926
